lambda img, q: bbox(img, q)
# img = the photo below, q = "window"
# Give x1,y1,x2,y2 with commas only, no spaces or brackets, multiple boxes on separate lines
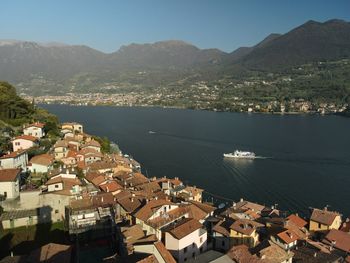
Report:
318,223,322,229
192,242,195,248
200,237,203,243
222,240,225,247
55,210,59,214
184,247,187,253
55,184,59,188
200,247,203,253
184,258,187,262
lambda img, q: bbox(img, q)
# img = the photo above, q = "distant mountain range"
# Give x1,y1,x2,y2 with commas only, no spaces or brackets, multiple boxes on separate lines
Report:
1,19,350,95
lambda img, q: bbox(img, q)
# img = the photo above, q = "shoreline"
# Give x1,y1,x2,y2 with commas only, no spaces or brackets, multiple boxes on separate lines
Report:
37,102,342,117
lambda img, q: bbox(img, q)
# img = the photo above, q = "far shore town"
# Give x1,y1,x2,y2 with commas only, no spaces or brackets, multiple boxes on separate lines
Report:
0,121,349,263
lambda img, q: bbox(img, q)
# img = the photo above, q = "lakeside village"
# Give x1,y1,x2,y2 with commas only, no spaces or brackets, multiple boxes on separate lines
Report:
23,92,349,115
0,122,350,263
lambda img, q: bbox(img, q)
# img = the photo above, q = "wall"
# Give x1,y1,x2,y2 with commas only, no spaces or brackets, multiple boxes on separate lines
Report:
24,127,44,138
165,228,207,263
0,179,19,199
2,190,71,223
48,183,64,192
2,215,39,229
230,229,258,248
0,153,28,170
309,216,342,232
13,139,35,152
134,244,167,263
29,163,49,174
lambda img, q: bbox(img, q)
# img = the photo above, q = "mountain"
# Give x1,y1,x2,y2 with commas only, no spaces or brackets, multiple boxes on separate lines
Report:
237,19,350,71
110,40,226,70
0,19,350,95
228,33,281,61
0,41,107,83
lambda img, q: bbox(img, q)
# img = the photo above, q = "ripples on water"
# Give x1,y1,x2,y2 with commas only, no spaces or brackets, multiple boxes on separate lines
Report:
41,105,350,216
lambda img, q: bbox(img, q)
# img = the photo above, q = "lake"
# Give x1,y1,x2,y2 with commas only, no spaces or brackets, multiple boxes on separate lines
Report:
41,105,350,216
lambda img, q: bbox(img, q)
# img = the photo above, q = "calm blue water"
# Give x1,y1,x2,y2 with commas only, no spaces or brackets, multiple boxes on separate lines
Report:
42,105,350,216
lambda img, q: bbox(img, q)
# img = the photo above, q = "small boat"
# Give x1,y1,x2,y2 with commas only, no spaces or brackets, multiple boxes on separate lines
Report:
148,131,156,134
223,150,256,159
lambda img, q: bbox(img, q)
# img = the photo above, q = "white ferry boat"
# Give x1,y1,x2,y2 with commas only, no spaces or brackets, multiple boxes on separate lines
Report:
223,150,256,159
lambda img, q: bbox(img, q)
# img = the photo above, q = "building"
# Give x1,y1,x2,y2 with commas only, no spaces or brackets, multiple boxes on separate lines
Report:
28,153,54,174
12,135,39,152
0,168,21,199
81,139,101,152
322,229,350,254
0,150,28,170
61,122,83,133
26,243,72,263
23,122,45,138
45,176,82,194
0,209,39,229
309,208,342,232
67,197,115,240
271,229,298,250
164,218,207,263
133,199,189,240
53,140,68,160
229,219,263,248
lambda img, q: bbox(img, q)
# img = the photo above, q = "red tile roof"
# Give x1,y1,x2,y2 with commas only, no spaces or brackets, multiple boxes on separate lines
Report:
227,245,260,263
310,208,340,226
29,153,54,166
0,150,27,159
322,229,350,253
277,229,299,244
0,169,21,182
154,241,176,263
134,199,173,221
287,214,308,228
230,219,263,236
99,181,123,192
166,218,203,240
25,122,45,129
27,243,72,263
13,135,38,142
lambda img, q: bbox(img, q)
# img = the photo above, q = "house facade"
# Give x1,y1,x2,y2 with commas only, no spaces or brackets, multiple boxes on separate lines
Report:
164,218,207,263
12,135,39,152
309,208,342,232
0,168,21,199
0,150,28,170
23,123,45,138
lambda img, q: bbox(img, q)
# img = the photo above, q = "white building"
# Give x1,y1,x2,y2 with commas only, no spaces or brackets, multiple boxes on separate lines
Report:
23,122,45,138
28,153,54,174
61,122,83,133
164,218,207,263
12,135,39,152
0,150,28,170
0,168,21,199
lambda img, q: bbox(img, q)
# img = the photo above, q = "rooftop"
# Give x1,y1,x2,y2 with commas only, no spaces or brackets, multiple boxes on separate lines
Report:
165,218,204,240
310,208,340,226
0,168,21,182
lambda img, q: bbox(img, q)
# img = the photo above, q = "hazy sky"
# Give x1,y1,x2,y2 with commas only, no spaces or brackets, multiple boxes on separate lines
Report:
1,0,349,53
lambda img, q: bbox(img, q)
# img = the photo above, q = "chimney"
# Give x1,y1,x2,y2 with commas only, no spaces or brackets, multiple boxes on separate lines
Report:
131,198,134,203
313,252,317,257
240,198,244,202
10,251,13,257
101,197,104,203
106,186,109,192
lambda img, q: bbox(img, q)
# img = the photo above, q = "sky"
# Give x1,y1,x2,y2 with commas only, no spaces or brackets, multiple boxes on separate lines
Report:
1,0,350,53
